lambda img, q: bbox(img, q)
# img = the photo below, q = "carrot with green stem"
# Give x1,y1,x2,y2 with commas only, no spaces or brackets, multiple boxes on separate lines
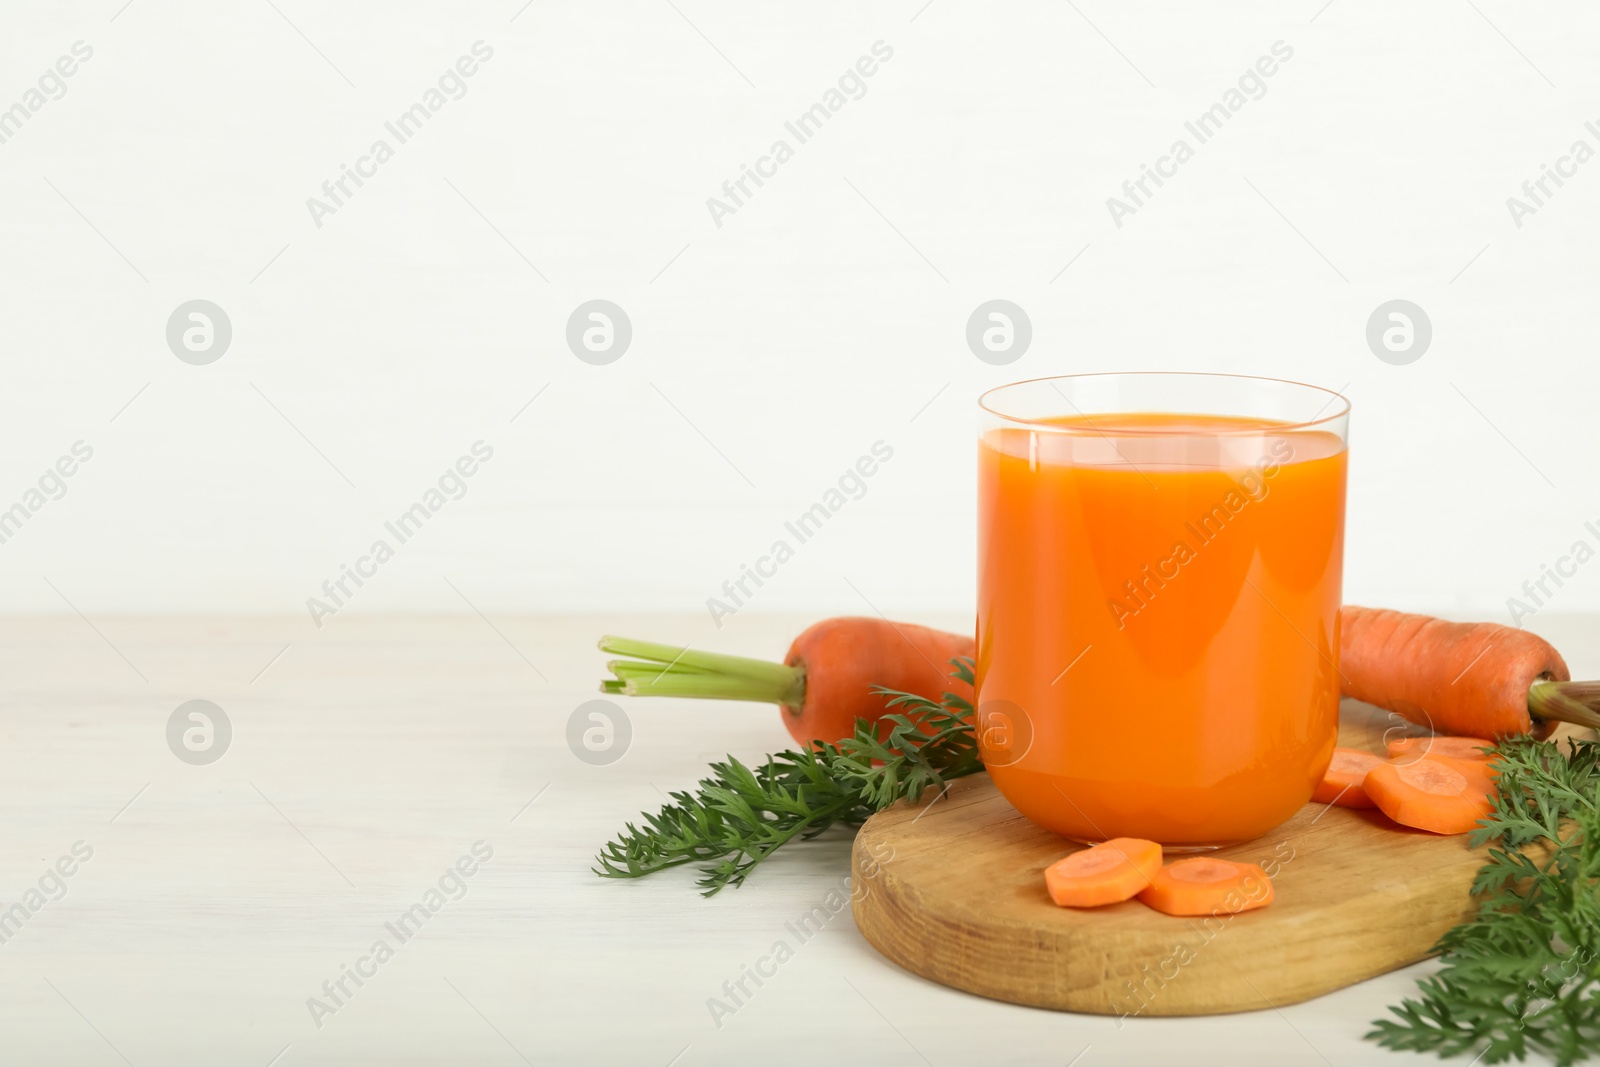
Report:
1339,605,1600,741
604,607,1600,745
600,617,974,747
594,659,983,895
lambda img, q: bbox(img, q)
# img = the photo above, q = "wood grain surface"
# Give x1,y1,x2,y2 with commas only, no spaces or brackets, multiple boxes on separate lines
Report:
850,704,1540,1017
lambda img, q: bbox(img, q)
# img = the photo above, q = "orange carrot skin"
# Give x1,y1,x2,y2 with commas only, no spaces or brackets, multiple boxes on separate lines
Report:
774,606,1559,749
1364,756,1496,835
1138,859,1274,917
1339,606,1567,740
1044,838,1163,908
1387,736,1494,765
1312,748,1383,808
781,617,974,747
1383,737,1501,790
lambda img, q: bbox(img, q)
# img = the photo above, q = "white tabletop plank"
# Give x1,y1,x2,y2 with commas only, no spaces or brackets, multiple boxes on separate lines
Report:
0,611,1590,1066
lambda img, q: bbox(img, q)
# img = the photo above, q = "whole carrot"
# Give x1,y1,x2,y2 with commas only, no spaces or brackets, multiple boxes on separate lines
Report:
604,608,1600,746
1338,605,1578,740
600,617,973,748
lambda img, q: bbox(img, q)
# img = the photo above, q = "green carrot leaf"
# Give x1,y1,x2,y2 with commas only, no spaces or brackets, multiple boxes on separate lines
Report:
594,658,979,895
1369,736,1600,1066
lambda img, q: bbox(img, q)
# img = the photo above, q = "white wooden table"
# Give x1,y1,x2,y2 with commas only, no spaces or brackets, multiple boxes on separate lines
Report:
0,611,1589,1066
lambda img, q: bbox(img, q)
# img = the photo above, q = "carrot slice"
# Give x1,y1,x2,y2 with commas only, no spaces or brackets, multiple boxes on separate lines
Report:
1364,755,1496,835
1044,838,1163,908
1312,748,1385,808
1137,857,1274,917
1386,735,1494,765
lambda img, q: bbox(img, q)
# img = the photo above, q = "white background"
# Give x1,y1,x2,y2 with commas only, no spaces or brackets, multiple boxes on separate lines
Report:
3,0,1599,642
3,5,1598,1066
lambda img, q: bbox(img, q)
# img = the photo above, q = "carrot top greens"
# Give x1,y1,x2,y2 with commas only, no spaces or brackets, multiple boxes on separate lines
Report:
593,659,980,896
1369,736,1600,1066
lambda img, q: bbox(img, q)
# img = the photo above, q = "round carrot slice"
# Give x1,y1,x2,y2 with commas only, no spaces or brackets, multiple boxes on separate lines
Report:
1312,748,1385,808
1386,735,1494,765
1044,837,1163,908
1364,755,1496,835
1137,857,1274,917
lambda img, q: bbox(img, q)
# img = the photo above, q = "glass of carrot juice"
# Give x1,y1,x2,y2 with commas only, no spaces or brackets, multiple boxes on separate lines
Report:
976,372,1349,847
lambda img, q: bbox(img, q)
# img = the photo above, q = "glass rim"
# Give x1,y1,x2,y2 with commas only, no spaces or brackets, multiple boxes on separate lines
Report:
977,371,1351,435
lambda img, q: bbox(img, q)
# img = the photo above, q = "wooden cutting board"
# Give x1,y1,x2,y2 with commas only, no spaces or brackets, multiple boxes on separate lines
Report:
850,703,1515,1016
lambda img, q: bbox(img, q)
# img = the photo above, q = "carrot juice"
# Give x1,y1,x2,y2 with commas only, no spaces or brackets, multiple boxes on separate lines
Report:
976,375,1348,846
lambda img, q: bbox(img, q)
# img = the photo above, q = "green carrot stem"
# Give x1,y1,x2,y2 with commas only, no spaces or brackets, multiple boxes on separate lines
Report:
620,674,803,701
607,659,713,680
598,636,798,684
1528,679,1600,730
598,635,805,707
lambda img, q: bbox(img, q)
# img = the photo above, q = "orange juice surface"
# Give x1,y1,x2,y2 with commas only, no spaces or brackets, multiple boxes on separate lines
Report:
976,412,1346,845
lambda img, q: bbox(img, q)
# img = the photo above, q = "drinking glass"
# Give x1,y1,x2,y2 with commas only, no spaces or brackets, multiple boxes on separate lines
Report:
976,372,1350,846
